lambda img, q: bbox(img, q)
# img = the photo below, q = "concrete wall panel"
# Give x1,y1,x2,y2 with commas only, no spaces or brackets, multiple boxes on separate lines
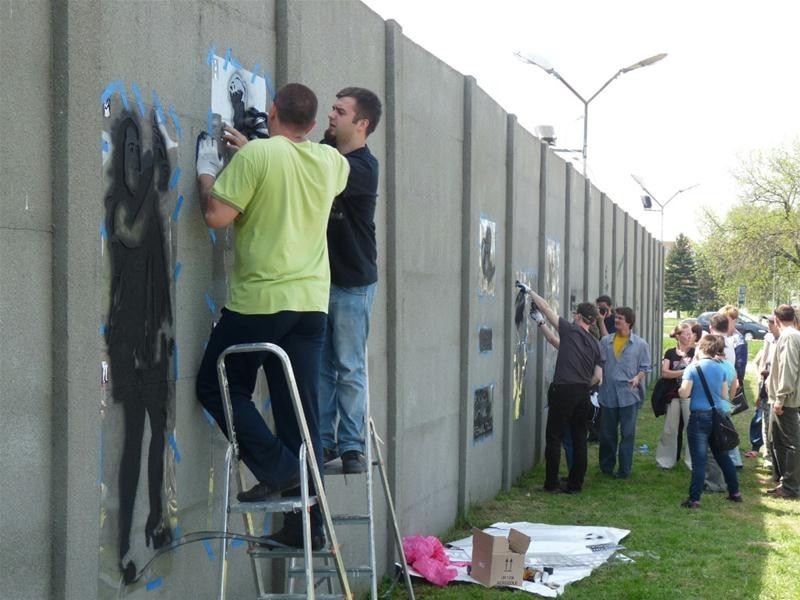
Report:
600,194,614,298
568,167,586,309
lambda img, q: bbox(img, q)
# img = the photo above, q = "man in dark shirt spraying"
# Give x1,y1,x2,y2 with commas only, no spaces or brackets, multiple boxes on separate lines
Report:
319,87,382,474
526,290,604,493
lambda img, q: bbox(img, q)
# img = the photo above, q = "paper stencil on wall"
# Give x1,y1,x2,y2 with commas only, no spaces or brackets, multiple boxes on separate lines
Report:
545,238,561,316
479,217,496,296
512,270,536,420
210,54,268,158
473,384,494,441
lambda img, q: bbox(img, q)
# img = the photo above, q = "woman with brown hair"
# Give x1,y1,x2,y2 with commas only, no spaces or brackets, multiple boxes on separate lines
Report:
655,322,696,469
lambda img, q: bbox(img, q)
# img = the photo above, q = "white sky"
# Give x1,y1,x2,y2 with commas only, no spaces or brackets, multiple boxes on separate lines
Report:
361,0,800,242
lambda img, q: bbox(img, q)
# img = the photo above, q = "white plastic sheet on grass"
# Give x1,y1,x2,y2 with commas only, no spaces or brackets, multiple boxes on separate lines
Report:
408,521,630,597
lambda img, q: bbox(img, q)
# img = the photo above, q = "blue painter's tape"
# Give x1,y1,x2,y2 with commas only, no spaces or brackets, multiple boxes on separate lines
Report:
223,48,232,70
264,71,275,99
100,222,108,240
205,293,217,315
168,167,182,190
101,139,109,153
262,513,272,535
174,525,182,539
250,64,260,83
172,195,184,222
152,90,166,125
264,396,271,411
206,44,216,66
203,539,215,561
117,80,130,111
207,108,213,134
172,342,179,381
231,57,242,70
231,538,244,549
168,105,182,140
208,228,217,244
146,578,162,591
203,408,216,428
131,82,146,118
173,262,182,282
168,432,182,463
101,81,116,107
100,324,107,336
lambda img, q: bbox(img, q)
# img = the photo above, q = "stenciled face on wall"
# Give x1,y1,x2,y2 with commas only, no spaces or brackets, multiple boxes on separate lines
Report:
123,121,141,196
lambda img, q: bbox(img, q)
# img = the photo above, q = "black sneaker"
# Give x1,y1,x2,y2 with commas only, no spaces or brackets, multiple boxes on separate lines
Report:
260,525,325,551
237,478,298,502
341,450,367,474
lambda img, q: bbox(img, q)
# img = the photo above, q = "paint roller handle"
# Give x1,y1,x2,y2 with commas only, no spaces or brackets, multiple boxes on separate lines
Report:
515,280,532,295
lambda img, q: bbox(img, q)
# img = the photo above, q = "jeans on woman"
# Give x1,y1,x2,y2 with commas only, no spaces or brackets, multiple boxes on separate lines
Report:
687,410,739,502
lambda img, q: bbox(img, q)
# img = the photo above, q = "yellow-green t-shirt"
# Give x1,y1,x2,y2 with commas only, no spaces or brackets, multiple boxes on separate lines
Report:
613,333,629,358
212,136,349,315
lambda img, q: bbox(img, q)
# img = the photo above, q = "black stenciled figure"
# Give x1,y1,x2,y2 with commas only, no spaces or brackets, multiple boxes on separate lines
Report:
481,224,496,289
228,72,247,131
105,111,173,584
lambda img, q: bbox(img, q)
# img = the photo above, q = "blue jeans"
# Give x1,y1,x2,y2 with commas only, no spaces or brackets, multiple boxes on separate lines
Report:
319,283,377,455
687,410,739,502
599,404,639,477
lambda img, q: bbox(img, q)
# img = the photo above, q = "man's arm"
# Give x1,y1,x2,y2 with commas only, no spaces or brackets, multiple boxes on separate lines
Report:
598,313,609,337
539,323,560,349
591,365,603,387
776,334,800,410
527,290,559,327
198,174,240,228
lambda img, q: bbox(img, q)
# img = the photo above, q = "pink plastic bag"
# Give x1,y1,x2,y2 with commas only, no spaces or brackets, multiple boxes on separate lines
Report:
402,535,457,587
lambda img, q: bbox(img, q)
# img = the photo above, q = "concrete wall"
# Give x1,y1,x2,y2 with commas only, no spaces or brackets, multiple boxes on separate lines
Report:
0,1,664,599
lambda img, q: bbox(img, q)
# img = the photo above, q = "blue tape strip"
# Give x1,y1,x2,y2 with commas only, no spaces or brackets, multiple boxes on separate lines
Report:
173,262,182,282
172,195,184,221
174,525,182,539
203,408,216,427
168,167,182,190
208,228,217,244
231,538,244,549
206,44,216,66
223,48,232,70
263,512,272,535
100,222,108,240
131,82,146,118
100,324,107,336
172,342,179,381
264,396,271,411
117,80,130,111
101,81,116,107
207,108,213,134
231,57,242,70
168,432,182,463
205,293,217,315
264,71,275,99
146,578,162,591
203,539,215,561
101,139,109,153
250,63,260,83
168,105,182,140
152,90,166,125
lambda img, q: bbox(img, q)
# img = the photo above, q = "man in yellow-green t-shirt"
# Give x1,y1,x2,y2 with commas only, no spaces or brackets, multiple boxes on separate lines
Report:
194,83,349,549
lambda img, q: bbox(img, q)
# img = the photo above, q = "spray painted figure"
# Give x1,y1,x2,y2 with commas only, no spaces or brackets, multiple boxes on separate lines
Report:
105,111,173,583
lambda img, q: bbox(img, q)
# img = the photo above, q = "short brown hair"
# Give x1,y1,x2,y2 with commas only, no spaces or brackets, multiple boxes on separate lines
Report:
273,83,318,130
719,304,739,320
774,304,797,324
337,87,382,135
709,313,729,334
698,333,725,357
575,302,597,325
615,307,635,327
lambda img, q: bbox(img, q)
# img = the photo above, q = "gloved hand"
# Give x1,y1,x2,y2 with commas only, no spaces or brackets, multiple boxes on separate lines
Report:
196,131,222,178
530,305,546,325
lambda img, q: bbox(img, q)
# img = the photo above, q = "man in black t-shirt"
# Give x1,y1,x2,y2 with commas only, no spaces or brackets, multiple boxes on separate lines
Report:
528,290,604,493
319,87,382,474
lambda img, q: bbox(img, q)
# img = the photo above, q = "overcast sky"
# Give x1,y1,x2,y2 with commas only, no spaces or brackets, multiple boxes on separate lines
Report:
361,0,800,242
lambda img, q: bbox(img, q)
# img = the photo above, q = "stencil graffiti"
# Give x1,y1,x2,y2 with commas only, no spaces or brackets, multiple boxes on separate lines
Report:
512,271,536,420
104,109,175,584
478,326,493,353
479,217,496,296
473,384,494,441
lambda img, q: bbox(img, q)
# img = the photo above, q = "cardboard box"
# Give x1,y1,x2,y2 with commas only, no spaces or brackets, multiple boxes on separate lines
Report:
470,527,531,587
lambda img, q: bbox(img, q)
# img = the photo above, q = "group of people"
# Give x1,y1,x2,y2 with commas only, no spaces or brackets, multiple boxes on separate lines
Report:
194,83,382,550
525,291,651,494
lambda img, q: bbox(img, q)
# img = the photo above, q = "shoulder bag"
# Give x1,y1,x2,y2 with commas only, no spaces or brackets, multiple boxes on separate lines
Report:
696,364,740,452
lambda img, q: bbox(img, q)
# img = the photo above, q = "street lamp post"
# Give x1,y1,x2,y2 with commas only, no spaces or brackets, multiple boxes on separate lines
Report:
515,52,667,179
631,175,699,242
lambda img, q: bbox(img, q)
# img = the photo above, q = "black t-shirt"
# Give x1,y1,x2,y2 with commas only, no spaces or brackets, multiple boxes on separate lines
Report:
552,317,604,385
324,143,379,287
663,346,695,391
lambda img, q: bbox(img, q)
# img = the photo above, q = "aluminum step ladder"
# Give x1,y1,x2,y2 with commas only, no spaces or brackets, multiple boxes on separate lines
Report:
215,343,352,600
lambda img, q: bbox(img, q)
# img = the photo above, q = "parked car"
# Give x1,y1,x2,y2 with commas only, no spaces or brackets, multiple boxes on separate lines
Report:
695,311,769,340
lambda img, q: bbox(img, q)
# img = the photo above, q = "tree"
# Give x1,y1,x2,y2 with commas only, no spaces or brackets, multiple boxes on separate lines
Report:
694,249,721,313
664,233,698,318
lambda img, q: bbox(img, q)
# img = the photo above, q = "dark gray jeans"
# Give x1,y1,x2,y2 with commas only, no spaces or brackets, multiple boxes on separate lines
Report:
770,406,800,495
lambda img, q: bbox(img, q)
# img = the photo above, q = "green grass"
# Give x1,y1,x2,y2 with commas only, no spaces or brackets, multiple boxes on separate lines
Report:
379,318,800,599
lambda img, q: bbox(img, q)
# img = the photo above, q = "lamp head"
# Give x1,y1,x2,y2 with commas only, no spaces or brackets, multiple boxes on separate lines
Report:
641,195,653,209
621,53,667,73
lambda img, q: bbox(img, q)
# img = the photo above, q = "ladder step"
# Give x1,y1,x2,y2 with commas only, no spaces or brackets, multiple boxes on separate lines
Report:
258,594,345,599
331,514,370,524
228,496,318,514
249,547,335,559
323,462,378,476
288,565,373,578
